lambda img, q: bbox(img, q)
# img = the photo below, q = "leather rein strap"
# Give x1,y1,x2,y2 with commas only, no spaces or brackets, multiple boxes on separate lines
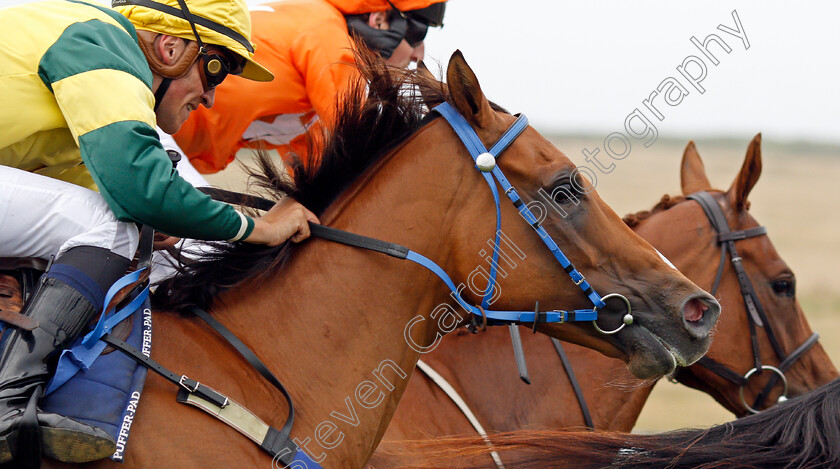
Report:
551,338,594,428
685,191,819,413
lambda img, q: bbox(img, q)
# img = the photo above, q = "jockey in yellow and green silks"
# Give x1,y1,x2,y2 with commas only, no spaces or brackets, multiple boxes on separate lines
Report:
0,0,318,463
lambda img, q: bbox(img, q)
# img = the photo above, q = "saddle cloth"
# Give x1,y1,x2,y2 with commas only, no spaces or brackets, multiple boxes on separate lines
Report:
42,298,151,461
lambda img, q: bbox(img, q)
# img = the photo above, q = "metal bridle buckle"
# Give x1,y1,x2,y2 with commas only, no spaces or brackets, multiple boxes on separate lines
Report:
474,305,488,332
573,273,585,286
591,293,634,335
739,365,789,414
179,375,200,393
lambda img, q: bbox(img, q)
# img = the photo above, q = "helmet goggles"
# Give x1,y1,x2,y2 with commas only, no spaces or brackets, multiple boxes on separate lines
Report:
389,2,445,46
198,45,243,91
404,2,446,47
403,16,428,46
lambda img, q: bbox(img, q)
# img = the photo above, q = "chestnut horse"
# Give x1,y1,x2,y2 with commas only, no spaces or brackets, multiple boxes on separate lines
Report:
370,135,836,467
39,51,719,468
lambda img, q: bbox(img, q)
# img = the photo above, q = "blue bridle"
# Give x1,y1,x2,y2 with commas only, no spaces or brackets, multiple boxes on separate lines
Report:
396,102,633,334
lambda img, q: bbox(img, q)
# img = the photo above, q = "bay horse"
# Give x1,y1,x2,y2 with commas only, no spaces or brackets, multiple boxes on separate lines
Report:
42,50,718,468
370,135,836,466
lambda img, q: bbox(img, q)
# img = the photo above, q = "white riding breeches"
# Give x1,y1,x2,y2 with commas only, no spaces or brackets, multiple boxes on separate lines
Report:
0,165,139,261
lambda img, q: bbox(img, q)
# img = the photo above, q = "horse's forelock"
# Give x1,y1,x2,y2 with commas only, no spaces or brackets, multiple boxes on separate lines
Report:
623,194,688,228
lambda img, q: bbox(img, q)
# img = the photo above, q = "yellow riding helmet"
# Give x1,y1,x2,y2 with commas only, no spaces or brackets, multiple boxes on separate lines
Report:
325,0,445,16
113,0,273,82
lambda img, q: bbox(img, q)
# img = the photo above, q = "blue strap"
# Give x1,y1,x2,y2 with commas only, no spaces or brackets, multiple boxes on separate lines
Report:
290,448,323,468
487,115,529,157
405,250,593,324
406,251,478,314
82,268,148,347
46,269,150,395
481,173,503,308
432,103,504,308
434,103,487,157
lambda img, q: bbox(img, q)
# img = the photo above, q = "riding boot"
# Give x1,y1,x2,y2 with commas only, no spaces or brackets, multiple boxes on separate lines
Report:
0,277,115,464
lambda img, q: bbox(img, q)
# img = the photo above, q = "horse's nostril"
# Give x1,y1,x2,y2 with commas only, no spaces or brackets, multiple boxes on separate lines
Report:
683,298,708,323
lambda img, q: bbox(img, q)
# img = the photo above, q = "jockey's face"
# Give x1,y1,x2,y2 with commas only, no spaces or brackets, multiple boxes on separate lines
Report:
368,11,425,68
155,61,215,134
149,34,216,133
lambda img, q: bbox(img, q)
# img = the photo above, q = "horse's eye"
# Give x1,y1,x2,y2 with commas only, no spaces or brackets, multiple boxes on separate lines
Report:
772,279,795,297
552,182,576,203
545,176,582,206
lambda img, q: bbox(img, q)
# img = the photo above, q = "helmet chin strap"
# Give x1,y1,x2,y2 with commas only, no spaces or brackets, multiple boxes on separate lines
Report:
141,0,221,112
153,77,172,111
139,36,200,111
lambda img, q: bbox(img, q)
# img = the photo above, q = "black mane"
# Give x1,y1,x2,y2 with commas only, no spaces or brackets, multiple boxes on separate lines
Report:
154,47,450,310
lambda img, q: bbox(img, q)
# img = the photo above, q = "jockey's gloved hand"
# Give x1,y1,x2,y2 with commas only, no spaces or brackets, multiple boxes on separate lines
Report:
244,198,319,246
153,232,181,250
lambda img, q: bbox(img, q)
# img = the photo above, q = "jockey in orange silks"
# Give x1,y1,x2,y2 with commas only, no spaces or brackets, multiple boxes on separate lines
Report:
172,0,447,174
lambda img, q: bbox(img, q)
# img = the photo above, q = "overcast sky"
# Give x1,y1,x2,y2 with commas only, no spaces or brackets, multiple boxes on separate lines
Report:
4,0,838,144
419,1,839,144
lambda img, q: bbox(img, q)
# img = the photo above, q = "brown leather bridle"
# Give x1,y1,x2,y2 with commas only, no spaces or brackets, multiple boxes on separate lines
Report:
552,190,822,425
683,191,819,413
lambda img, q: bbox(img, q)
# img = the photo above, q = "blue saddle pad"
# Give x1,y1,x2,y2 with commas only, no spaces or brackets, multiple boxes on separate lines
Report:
42,300,152,462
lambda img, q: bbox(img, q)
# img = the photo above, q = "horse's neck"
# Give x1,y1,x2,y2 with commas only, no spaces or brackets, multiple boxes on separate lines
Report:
210,127,478,467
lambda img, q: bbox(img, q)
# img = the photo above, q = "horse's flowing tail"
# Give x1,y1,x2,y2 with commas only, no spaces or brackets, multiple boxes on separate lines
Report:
390,378,840,468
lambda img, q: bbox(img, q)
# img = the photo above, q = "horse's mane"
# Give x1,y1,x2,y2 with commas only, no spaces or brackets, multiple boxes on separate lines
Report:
390,376,840,468
623,194,686,228
153,46,453,310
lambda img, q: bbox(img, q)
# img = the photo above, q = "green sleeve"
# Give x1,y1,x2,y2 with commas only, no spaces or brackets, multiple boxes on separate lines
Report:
79,122,254,240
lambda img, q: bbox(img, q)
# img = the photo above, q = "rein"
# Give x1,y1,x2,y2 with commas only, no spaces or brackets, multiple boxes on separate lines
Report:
683,191,819,413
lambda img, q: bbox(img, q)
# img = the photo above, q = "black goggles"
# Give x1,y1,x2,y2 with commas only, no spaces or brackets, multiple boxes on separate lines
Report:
391,2,445,47
197,48,240,91
404,16,429,46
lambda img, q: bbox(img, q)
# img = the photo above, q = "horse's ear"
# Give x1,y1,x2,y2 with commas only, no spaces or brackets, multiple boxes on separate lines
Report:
727,133,762,210
416,60,445,108
446,50,494,128
680,141,713,195
416,60,435,81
